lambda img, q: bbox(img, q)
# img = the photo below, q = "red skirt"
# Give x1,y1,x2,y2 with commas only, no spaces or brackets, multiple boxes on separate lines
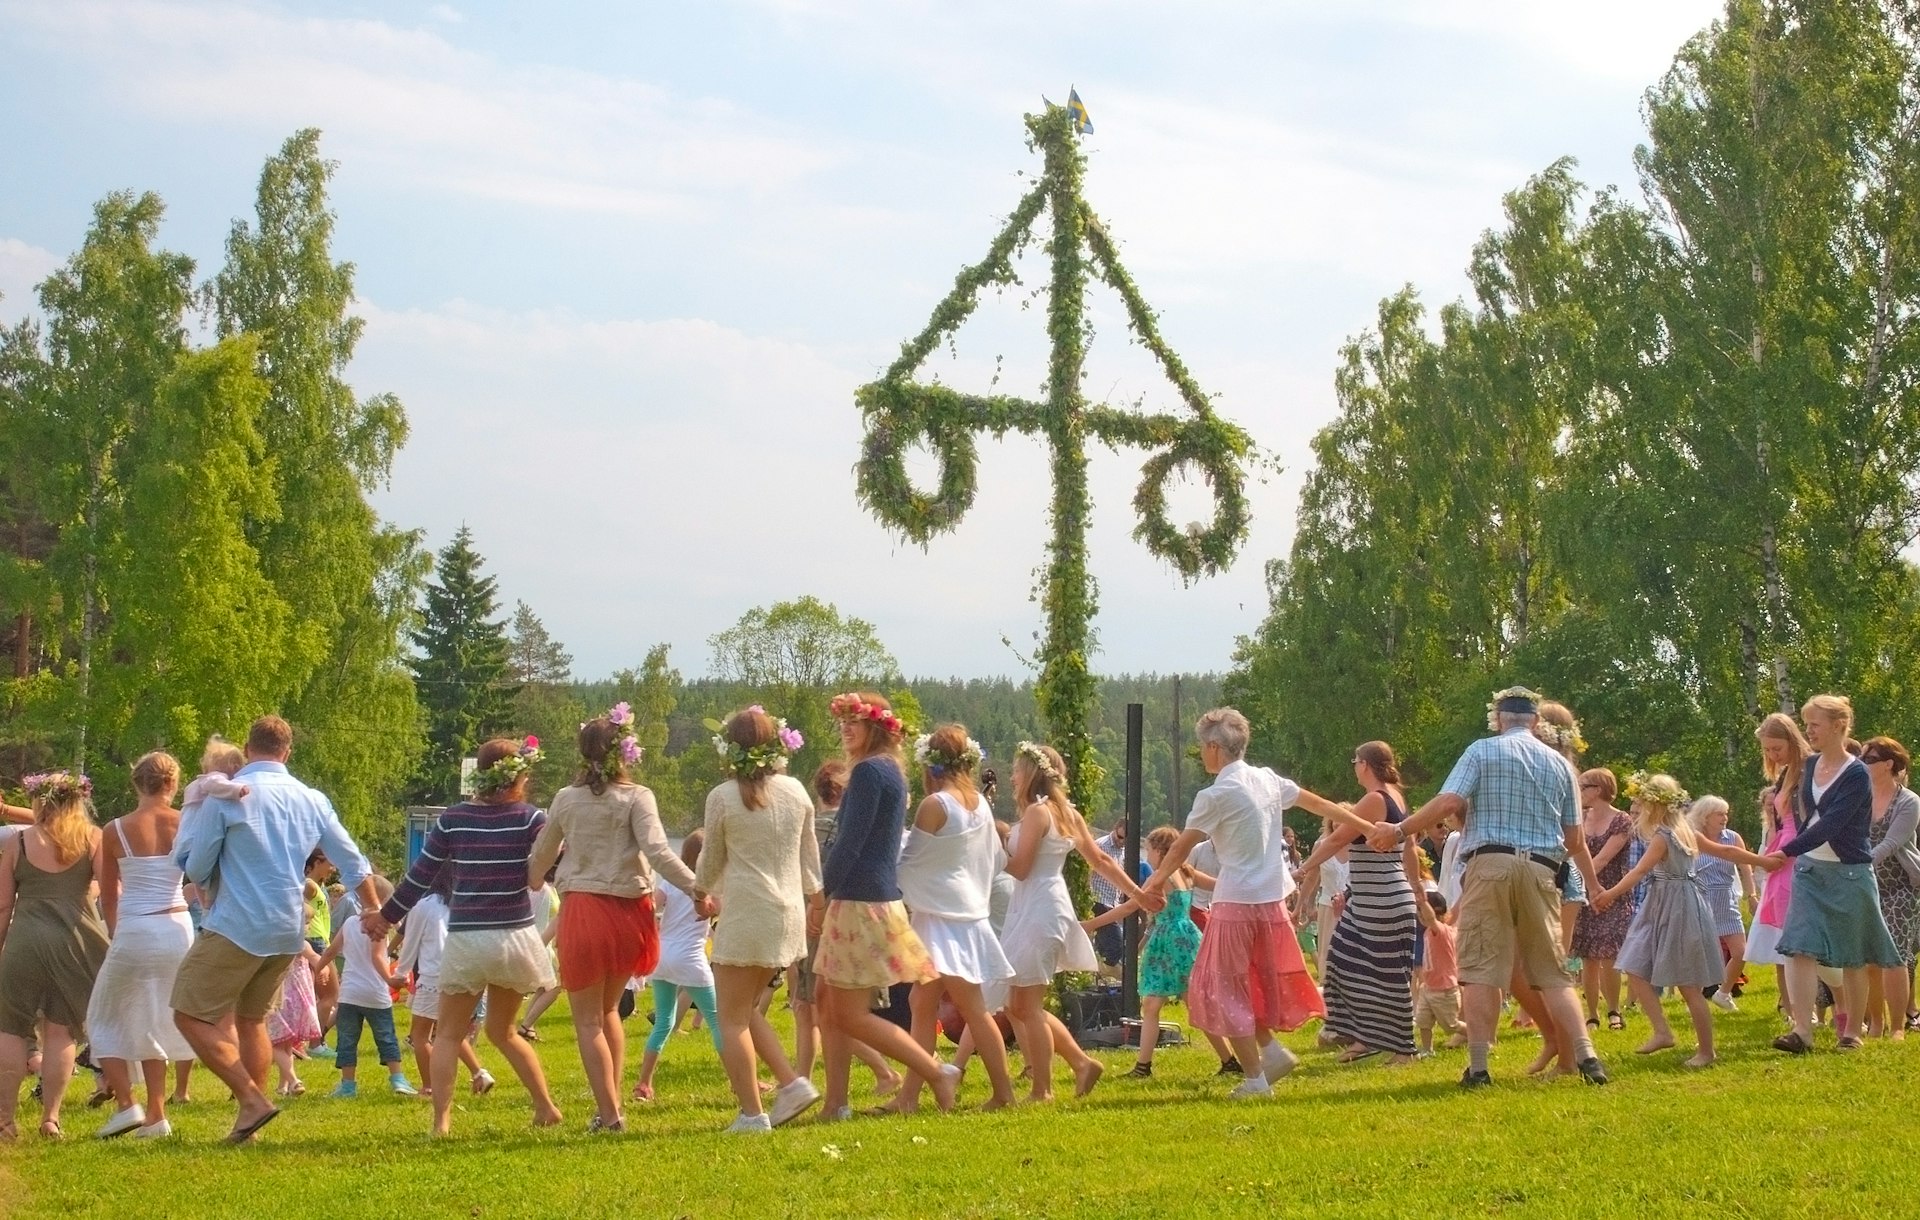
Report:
557,891,659,992
1187,900,1324,1038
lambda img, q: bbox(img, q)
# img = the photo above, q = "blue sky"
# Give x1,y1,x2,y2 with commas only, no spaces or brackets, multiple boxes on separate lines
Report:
0,0,1725,681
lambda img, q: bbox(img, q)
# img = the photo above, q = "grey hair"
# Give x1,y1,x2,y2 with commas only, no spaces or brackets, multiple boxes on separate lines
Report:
1495,711,1538,732
1195,707,1250,760
1686,794,1729,833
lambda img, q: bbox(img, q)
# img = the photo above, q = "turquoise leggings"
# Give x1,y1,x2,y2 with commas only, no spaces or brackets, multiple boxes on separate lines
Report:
644,981,721,1056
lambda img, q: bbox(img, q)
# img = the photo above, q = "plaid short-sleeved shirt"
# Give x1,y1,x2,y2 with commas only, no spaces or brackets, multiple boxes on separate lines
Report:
1441,728,1580,858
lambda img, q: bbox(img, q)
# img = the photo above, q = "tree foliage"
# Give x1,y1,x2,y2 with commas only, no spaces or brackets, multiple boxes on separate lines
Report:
1232,0,1920,836
409,527,517,804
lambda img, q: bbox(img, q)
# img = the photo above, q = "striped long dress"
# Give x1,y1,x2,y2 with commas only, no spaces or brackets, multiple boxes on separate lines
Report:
1320,791,1418,1055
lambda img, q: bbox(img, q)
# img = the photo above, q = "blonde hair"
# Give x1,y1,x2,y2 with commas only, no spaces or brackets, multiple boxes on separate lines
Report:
1534,701,1583,761
1802,693,1854,732
131,751,181,797
1014,743,1083,839
1630,786,1697,855
921,723,980,807
1686,794,1730,835
201,736,245,777
369,874,395,905
35,791,96,867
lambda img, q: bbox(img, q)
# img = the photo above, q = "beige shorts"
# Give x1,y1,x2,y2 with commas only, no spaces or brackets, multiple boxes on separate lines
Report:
1456,853,1570,991
440,926,555,997
169,931,295,1024
1414,984,1464,1034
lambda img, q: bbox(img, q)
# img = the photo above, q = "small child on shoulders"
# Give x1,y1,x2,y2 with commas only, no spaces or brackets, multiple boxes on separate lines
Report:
315,875,418,1097
1413,890,1465,1056
182,737,250,814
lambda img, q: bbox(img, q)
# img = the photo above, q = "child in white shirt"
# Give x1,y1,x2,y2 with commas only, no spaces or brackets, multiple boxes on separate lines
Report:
316,875,417,1097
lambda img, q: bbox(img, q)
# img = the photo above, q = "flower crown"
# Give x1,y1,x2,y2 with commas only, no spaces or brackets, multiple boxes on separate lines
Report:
914,733,983,774
1015,741,1062,783
1536,720,1587,754
22,771,92,804
706,706,804,779
1625,771,1689,809
829,693,905,736
1486,685,1544,732
599,702,643,767
475,738,543,796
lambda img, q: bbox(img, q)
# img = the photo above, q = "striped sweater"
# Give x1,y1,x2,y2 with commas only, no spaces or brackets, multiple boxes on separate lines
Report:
383,800,548,931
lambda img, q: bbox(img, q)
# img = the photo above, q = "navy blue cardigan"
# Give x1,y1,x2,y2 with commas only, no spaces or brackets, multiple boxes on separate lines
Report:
1783,757,1872,864
820,756,907,901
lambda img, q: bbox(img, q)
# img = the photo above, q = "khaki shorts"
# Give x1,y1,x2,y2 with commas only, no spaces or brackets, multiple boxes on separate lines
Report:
170,931,295,1024
1455,853,1570,991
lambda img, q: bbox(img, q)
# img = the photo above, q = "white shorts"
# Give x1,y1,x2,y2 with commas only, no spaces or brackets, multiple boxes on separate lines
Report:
410,981,443,1022
439,926,555,997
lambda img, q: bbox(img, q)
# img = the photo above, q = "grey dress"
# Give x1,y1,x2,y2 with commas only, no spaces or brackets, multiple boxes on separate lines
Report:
1868,788,1920,965
1615,828,1723,989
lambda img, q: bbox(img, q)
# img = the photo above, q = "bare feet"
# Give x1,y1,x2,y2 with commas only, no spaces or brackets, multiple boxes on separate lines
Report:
1525,1048,1558,1075
872,1073,903,1098
1635,1035,1675,1055
1073,1059,1104,1099
631,1081,654,1102
532,1104,564,1128
931,1065,963,1113
980,1094,1014,1112
1683,1052,1715,1069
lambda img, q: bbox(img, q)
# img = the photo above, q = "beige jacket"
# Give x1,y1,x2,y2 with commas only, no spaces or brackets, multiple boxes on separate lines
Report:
695,775,821,969
529,782,697,899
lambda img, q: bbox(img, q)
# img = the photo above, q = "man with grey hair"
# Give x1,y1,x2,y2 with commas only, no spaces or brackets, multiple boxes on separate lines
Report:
1143,708,1373,1097
1367,687,1605,1088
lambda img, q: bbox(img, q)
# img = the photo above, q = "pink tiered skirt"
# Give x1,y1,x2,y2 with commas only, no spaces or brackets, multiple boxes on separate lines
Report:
1187,900,1325,1037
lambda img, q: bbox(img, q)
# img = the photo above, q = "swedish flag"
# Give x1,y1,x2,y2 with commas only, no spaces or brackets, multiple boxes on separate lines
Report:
1068,87,1093,135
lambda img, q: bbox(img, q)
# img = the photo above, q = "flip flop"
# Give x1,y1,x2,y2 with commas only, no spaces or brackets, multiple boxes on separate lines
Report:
225,1106,282,1145
1607,1012,1625,1031
1337,1047,1382,1064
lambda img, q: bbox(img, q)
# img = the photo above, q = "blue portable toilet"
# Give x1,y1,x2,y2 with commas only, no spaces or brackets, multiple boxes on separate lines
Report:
406,807,445,869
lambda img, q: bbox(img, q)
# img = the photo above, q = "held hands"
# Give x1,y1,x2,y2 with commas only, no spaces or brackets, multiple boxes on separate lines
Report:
1364,823,1401,853
1591,889,1616,913
693,893,720,920
359,909,392,940
1758,852,1789,873
807,900,826,938
1136,889,1167,915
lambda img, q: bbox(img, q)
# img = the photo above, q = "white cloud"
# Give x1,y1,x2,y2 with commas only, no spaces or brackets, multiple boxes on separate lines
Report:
426,3,462,23
0,238,59,325
4,0,850,220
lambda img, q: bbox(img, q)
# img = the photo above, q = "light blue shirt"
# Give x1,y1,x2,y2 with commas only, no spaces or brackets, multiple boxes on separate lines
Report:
1441,728,1580,859
175,760,371,957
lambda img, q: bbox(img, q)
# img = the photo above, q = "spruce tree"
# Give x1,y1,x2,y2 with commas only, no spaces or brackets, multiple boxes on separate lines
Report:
410,527,518,802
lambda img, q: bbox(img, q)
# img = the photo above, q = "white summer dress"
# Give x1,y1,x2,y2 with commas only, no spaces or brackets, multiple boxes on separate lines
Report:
988,819,1096,1008
897,791,1014,987
85,820,196,1063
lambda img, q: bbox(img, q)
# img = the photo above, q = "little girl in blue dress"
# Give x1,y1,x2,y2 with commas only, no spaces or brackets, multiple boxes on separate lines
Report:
1082,827,1206,1077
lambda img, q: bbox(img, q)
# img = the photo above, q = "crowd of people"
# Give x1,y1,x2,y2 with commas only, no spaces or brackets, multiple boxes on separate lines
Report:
0,684,1912,1144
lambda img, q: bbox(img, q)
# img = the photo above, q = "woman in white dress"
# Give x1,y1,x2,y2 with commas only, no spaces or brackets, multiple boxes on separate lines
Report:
886,725,1017,1113
88,752,196,1139
996,741,1151,1103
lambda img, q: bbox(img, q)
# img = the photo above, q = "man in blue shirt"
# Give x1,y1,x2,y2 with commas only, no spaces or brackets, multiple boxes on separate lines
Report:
1370,688,1605,1089
171,715,381,1143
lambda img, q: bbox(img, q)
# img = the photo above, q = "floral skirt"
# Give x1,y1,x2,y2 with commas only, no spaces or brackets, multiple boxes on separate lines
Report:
812,900,938,991
1187,900,1325,1038
267,956,321,1049
557,891,660,992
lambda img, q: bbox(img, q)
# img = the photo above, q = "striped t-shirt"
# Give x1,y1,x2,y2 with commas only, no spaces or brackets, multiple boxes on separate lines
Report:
383,800,547,931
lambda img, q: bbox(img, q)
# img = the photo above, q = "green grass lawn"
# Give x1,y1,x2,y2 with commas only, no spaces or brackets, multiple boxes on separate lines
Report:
3,974,1915,1219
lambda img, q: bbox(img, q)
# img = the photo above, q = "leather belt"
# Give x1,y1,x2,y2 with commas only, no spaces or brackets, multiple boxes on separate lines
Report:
1462,843,1561,872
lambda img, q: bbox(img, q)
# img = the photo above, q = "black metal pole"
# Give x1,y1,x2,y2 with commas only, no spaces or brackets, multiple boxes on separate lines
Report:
1123,701,1143,1022
1171,675,1183,821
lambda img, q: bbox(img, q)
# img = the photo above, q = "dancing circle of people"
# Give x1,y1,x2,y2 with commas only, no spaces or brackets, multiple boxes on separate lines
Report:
0,684,1912,1143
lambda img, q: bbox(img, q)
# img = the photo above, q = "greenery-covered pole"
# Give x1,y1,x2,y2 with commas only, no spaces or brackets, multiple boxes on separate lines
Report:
855,105,1258,867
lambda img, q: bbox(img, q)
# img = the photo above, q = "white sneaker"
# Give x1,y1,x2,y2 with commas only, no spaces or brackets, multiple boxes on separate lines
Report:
1228,1078,1273,1099
768,1077,821,1127
725,1112,773,1134
1711,992,1738,1013
132,1118,173,1139
1260,1041,1299,1083
96,1104,146,1139
471,1069,496,1096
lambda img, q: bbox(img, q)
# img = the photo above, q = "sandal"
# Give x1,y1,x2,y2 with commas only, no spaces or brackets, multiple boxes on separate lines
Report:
1337,1046,1383,1064
1126,1063,1152,1079
1772,1031,1813,1055
1607,1011,1625,1031
1585,1017,1601,1030
38,1120,63,1141
1837,1036,1864,1052
516,1024,539,1042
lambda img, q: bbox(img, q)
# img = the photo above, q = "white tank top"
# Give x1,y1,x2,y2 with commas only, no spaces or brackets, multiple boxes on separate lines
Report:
111,819,187,918
897,791,1002,922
